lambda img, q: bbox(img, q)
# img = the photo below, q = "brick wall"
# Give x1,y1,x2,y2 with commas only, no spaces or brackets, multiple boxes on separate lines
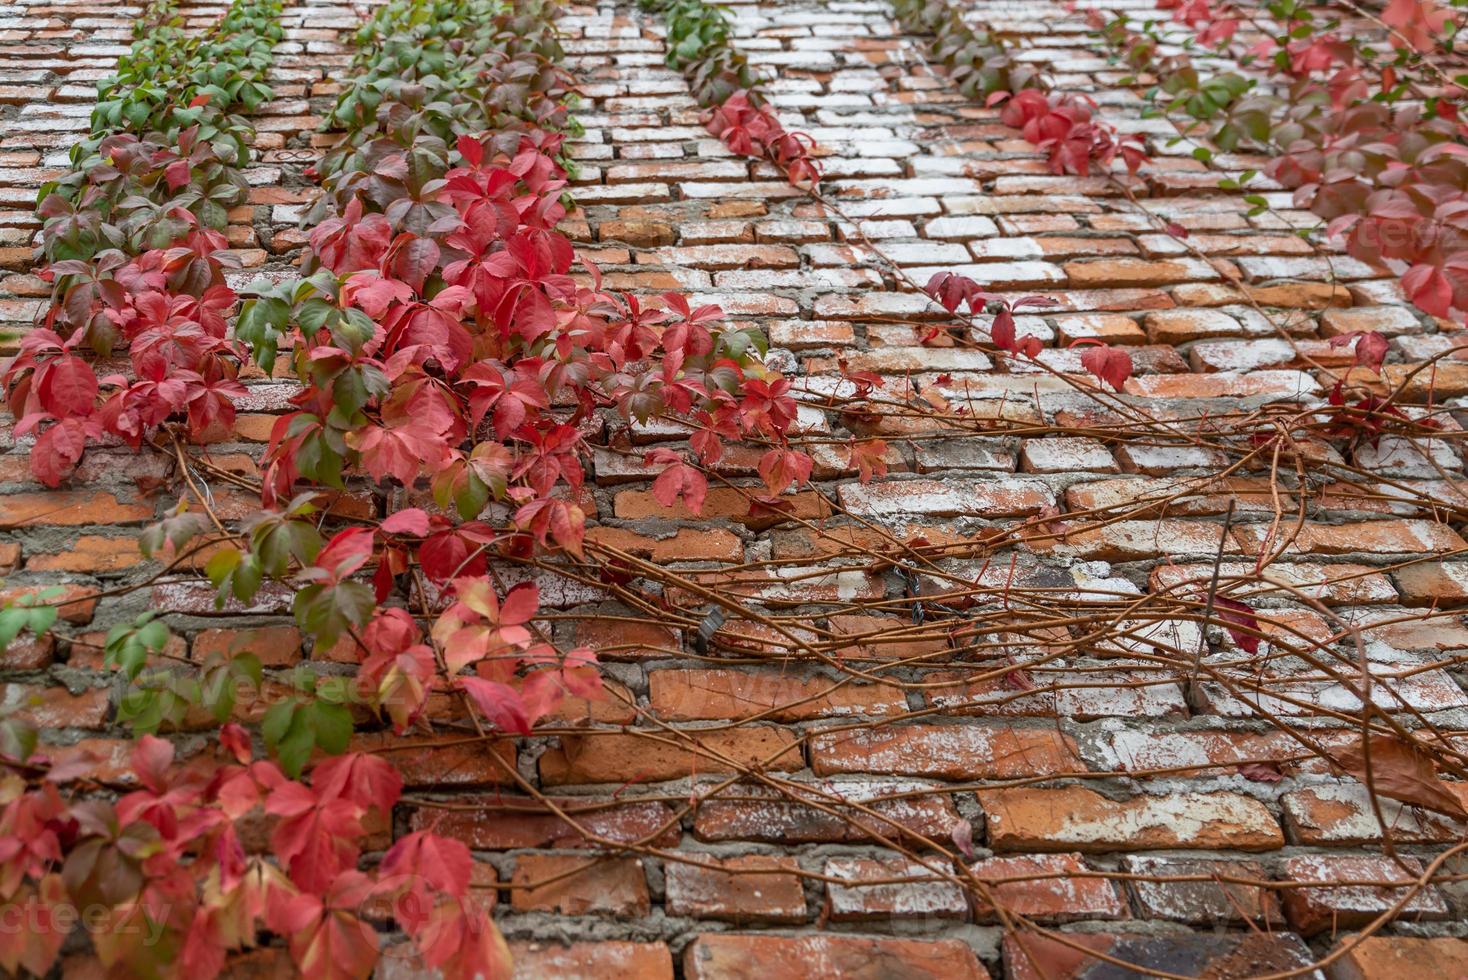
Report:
5,0,1468,976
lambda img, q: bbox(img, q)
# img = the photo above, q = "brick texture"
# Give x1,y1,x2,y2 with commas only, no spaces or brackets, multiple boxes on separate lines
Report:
6,0,1468,975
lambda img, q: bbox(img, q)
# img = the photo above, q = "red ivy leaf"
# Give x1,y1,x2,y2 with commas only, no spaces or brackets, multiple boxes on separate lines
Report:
1328,330,1388,373
1403,262,1453,318
457,677,531,735
757,448,813,496
312,751,403,815
266,783,364,893
36,355,97,417
380,508,431,537
1213,596,1261,654
647,449,708,515
1079,343,1133,392
924,271,981,314
379,830,473,898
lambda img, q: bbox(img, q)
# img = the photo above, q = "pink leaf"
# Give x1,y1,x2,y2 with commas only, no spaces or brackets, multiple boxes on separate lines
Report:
950,818,976,859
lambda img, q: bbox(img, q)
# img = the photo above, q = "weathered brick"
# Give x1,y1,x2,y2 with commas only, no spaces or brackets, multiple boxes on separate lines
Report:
923,668,1188,720
1150,561,1400,605
23,534,144,572
510,854,650,916
0,682,109,728
190,626,302,668
0,583,97,623
664,855,807,923
693,779,958,844
810,723,1081,780
585,525,744,563
349,731,516,788
410,796,681,850
1232,518,1466,556
684,934,987,980
1282,783,1468,845
978,786,1284,852
1024,518,1234,561
612,487,831,527
1004,932,1318,980
1391,561,1468,607
649,668,906,721
1123,855,1282,925
971,852,1129,922
1324,936,1468,980
824,855,968,921
1280,854,1448,935
0,491,154,528
1020,437,1118,474
838,478,1054,517
538,728,803,784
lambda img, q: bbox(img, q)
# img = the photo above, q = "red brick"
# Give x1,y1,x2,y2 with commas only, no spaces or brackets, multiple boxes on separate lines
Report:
1383,361,1468,401
1232,518,1466,556
612,487,831,528
683,934,988,980
510,854,650,916
0,584,98,623
538,728,803,785
1064,257,1215,287
810,723,1082,780
598,219,675,246
1054,312,1146,345
649,668,907,721
410,795,681,850
68,629,187,671
823,855,969,921
0,632,51,669
0,683,110,728
573,616,680,660
1391,561,1468,606
693,780,958,844
1325,936,1468,980
535,676,638,726
978,786,1284,852
1280,854,1448,935
507,941,674,980
190,626,302,668
1004,932,1318,980
1122,855,1282,925
585,525,743,563
349,731,516,788
971,852,1129,922
664,855,807,923
0,491,154,529
39,737,136,785
827,613,950,661
1282,783,1468,845
24,534,145,572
